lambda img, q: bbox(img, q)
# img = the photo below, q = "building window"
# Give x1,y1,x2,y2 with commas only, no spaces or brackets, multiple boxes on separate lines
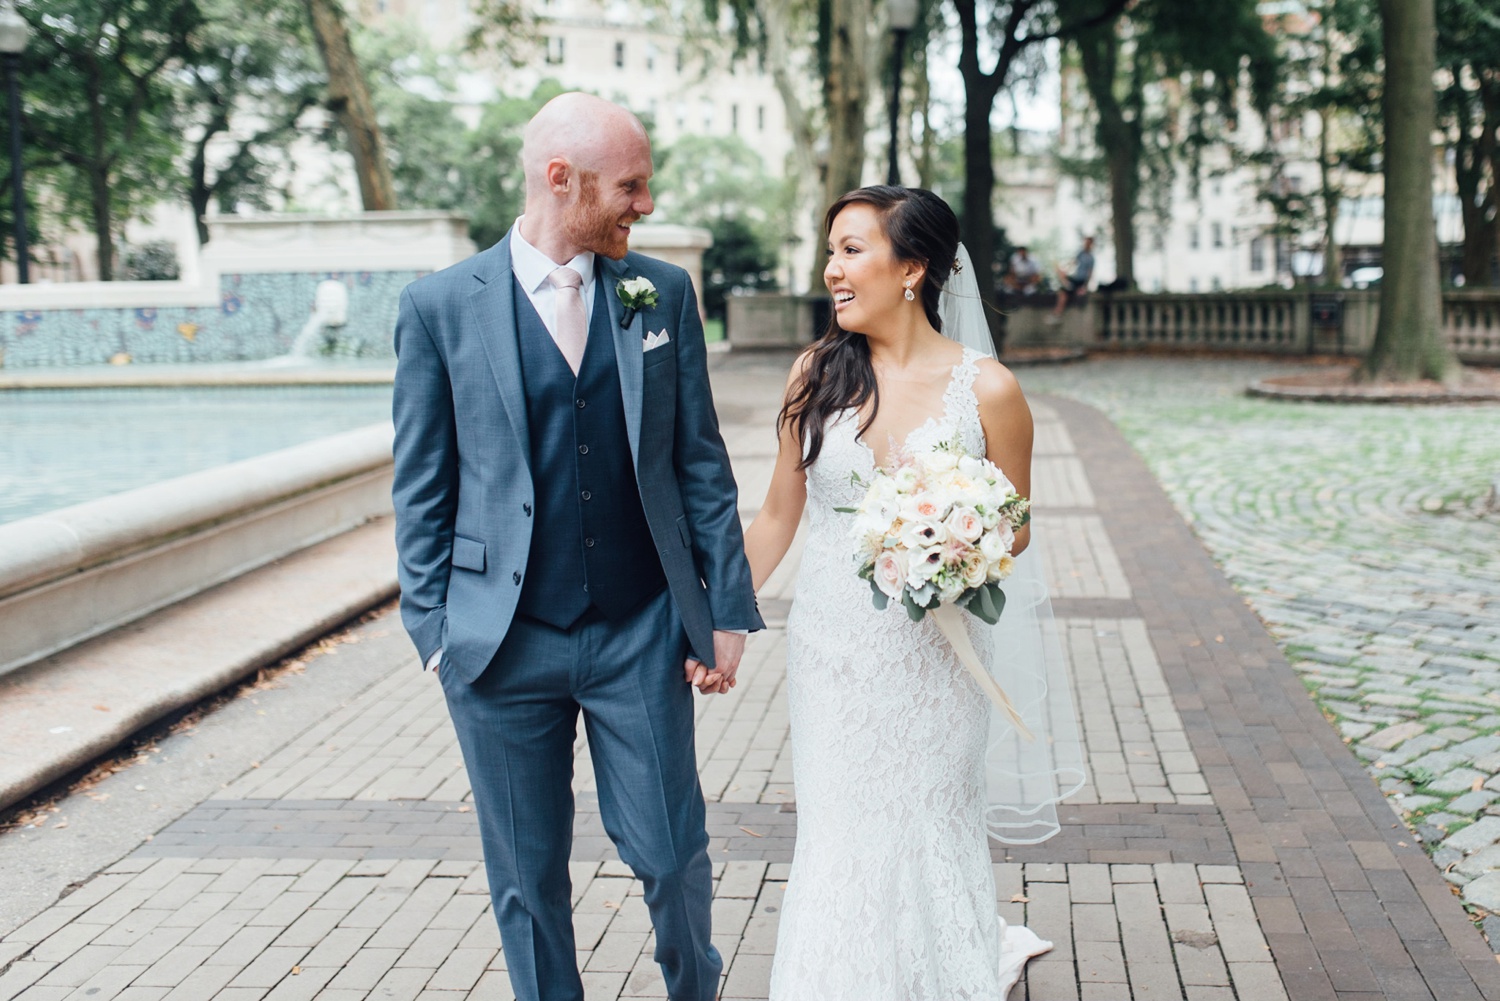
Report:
1249,237,1265,272
675,47,684,73
731,104,739,132
646,43,656,71
1189,277,1200,292
1188,224,1199,250
757,105,765,131
545,36,564,64
614,41,625,68
675,101,686,131
1211,222,1223,248
701,98,713,131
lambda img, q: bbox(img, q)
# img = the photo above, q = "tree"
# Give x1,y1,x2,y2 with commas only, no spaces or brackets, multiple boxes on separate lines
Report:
178,0,323,243
302,0,397,210
1069,0,1276,287
654,133,788,315
1436,0,1500,287
1253,0,1381,287
1363,0,1452,381
949,0,1127,325
18,0,200,280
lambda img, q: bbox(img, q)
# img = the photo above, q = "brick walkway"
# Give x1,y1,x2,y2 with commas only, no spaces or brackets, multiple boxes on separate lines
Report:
1,351,1497,1000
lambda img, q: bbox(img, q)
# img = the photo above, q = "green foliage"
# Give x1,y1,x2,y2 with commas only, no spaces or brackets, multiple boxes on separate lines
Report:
120,240,181,280
177,0,322,232
16,0,201,278
653,133,788,317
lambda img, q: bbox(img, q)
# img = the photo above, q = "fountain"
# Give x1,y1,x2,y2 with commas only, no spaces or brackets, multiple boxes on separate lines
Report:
269,279,350,366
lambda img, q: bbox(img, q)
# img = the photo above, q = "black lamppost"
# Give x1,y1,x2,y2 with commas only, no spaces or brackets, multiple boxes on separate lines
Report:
0,2,28,284
885,0,920,186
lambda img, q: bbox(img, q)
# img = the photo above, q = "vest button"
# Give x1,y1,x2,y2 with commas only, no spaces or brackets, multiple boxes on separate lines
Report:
580,490,592,501
585,538,596,548
575,398,586,409
578,444,589,455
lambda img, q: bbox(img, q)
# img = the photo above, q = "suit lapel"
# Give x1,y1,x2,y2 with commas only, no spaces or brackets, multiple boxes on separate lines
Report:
599,257,643,466
467,236,533,470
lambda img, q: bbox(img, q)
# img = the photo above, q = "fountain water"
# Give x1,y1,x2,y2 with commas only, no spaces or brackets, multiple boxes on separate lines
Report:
269,280,351,365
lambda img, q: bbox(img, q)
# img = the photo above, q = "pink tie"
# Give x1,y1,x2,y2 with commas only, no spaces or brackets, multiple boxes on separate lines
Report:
547,267,587,375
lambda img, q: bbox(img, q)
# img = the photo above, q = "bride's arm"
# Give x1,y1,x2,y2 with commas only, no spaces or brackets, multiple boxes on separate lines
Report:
974,358,1035,556
743,362,810,591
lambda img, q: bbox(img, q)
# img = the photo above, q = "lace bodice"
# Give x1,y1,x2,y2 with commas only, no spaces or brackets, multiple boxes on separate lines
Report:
770,347,1049,999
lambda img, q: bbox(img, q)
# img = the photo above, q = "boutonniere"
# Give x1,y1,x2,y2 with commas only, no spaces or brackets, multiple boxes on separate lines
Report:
616,276,659,329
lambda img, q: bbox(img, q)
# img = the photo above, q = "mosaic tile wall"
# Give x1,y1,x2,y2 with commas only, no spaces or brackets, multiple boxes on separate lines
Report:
0,270,422,368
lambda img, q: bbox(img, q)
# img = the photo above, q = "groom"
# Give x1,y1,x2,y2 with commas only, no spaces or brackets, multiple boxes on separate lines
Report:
390,93,762,1001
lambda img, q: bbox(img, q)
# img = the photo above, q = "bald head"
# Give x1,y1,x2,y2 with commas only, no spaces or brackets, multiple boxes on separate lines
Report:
522,93,649,198
516,93,655,262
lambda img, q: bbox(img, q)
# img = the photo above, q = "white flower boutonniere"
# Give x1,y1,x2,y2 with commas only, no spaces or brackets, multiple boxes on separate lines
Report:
616,276,659,329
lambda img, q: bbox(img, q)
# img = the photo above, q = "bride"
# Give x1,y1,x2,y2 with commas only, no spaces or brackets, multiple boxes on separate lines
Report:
743,186,1084,999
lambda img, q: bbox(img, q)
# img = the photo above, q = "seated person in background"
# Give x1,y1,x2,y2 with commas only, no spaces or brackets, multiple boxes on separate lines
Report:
1003,246,1041,294
1050,236,1095,319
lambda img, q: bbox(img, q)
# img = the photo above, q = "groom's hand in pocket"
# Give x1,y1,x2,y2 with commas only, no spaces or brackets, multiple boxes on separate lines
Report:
684,630,747,695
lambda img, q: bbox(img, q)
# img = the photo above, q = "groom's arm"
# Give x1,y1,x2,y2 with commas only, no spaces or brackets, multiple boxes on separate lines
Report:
670,274,763,636
391,285,459,667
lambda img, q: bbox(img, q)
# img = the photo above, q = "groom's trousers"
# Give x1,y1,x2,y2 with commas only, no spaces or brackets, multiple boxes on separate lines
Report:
438,588,720,1001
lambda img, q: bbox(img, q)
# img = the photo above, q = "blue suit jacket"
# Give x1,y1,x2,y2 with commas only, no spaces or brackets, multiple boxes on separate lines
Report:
391,235,762,684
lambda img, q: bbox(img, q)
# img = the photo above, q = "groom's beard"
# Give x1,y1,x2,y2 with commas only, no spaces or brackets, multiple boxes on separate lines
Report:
566,172,637,261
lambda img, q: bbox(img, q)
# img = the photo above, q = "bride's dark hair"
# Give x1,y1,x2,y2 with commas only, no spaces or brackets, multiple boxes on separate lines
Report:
780,185,961,470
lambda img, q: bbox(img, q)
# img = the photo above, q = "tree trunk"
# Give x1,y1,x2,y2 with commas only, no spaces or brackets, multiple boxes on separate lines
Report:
1364,0,1451,381
761,0,822,293
1077,23,1137,287
189,110,228,247
1319,106,1343,285
84,57,114,281
823,0,870,207
303,0,398,211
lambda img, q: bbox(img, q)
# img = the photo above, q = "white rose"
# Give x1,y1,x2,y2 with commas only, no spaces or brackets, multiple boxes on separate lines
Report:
925,450,959,473
945,505,984,543
979,524,1015,562
958,454,986,479
961,554,989,589
899,492,947,523
620,276,655,297
989,554,1016,582
873,550,908,599
893,466,920,492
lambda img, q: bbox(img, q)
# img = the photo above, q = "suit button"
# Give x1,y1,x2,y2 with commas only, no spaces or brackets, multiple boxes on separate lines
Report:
578,445,589,455
575,399,586,409
512,571,522,585
522,503,532,516
580,490,592,501
584,538,596,548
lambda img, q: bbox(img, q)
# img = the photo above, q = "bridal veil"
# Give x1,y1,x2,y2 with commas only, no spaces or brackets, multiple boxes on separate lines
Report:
941,243,1088,844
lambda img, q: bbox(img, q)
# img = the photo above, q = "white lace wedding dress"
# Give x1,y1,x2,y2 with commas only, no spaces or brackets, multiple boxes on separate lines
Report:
769,347,1051,1000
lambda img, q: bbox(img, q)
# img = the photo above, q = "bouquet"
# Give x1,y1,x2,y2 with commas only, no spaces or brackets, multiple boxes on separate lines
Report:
840,439,1035,737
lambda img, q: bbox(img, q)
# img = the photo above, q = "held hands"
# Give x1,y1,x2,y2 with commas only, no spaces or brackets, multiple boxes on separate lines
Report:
684,630,747,695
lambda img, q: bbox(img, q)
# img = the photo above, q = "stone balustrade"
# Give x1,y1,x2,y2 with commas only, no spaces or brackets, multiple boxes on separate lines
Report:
728,289,1500,364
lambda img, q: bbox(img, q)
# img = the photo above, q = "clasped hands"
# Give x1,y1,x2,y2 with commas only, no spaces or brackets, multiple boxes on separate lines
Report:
684,630,746,695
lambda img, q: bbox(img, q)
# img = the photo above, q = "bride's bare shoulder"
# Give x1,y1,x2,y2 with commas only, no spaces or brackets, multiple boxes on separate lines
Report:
972,356,1024,406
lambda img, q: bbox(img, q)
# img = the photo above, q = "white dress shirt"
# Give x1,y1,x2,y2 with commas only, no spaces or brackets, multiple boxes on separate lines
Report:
508,219,598,338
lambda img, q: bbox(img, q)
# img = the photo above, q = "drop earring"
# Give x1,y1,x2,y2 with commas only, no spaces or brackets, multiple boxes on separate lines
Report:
903,281,915,302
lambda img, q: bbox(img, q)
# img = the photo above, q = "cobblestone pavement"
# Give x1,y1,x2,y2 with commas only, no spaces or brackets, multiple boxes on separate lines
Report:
2,350,1497,1000
1022,357,1500,917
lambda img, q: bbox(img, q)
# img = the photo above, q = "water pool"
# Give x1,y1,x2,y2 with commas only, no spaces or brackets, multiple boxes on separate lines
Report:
0,385,394,525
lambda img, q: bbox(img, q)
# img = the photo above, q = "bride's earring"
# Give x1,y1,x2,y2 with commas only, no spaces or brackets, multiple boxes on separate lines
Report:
903,281,915,302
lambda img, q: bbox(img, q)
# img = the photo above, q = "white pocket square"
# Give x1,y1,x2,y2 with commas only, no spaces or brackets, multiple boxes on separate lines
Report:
643,329,671,352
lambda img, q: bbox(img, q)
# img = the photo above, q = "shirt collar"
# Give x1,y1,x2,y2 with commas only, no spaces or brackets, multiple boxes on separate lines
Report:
510,218,596,294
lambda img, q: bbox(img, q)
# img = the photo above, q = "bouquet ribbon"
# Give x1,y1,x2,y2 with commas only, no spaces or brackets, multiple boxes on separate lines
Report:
930,604,1035,742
